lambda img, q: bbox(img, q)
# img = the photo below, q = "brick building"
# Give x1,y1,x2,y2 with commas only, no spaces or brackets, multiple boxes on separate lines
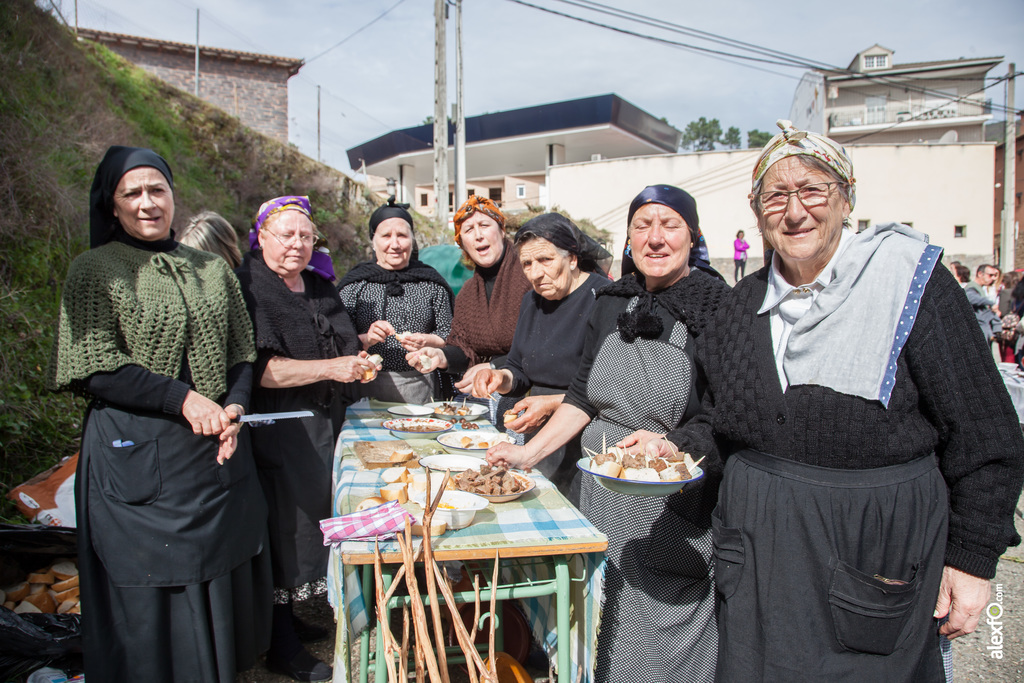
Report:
79,28,303,143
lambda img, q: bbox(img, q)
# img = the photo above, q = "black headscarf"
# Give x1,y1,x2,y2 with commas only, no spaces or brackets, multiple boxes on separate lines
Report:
513,213,612,275
89,146,174,248
368,196,414,238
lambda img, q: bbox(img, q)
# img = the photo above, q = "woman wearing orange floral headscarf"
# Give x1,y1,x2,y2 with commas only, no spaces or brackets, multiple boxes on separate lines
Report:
408,196,531,427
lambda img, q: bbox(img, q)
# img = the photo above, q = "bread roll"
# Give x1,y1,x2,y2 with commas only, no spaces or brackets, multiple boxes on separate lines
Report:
381,467,410,484
51,561,78,580
658,467,683,482
593,460,622,478
14,601,41,614
57,599,78,614
379,483,409,504
363,354,383,381
411,519,447,536
3,600,14,610
356,496,387,513
622,467,661,482
389,447,415,463
27,570,55,585
4,582,28,602
52,575,79,593
23,591,56,613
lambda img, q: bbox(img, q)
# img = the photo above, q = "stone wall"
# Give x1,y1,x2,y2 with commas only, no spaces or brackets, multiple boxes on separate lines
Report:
99,41,292,143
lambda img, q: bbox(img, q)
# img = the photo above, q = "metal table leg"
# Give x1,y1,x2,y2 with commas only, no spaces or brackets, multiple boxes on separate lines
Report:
555,556,571,683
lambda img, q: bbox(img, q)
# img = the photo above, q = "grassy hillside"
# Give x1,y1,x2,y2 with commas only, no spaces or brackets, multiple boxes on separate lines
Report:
0,0,408,519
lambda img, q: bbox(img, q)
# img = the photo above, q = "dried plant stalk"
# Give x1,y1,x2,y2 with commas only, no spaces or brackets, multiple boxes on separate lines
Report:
431,560,487,681
470,574,481,642
373,540,400,683
422,470,452,683
400,605,410,681
397,521,442,683
487,551,500,682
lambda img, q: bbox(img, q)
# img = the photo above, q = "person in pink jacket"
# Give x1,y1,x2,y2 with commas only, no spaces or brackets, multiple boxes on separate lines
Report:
733,229,750,283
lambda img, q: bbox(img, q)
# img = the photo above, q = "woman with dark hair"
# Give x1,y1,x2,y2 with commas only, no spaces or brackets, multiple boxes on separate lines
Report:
467,212,611,496
488,186,730,682
733,229,750,283
337,197,453,403
658,120,1024,681
49,146,270,682
413,195,532,426
236,195,377,681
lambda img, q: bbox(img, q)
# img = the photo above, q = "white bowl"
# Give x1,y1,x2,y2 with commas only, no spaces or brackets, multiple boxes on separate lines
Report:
410,489,489,529
419,454,487,472
436,431,513,455
426,401,489,420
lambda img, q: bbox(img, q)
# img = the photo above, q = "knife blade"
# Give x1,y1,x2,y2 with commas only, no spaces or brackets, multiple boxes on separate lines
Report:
237,410,314,424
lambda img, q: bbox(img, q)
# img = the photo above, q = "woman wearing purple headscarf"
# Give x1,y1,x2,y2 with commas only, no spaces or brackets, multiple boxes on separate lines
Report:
50,146,271,682
235,195,377,681
487,186,729,682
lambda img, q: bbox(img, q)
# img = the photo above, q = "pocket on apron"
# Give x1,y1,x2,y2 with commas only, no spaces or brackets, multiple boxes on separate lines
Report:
828,558,919,655
711,508,745,600
98,439,161,504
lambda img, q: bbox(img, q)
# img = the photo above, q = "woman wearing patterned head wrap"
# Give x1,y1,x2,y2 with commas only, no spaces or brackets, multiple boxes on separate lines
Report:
235,195,376,681
411,195,532,427
487,187,730,682
654,120,1024,681
336,197,454,403
49,146,271,682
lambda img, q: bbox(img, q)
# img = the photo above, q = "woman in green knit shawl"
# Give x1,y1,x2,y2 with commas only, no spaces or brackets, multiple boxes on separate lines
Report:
49,146,271,683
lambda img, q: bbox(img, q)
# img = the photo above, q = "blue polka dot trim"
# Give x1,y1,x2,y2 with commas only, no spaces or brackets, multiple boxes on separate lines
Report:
879,243,942,407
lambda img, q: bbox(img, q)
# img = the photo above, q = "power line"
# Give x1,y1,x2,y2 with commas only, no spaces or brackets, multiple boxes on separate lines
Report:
305,0,411,65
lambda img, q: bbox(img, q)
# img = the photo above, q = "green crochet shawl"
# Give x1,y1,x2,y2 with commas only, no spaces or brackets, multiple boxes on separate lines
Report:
50,241,255,400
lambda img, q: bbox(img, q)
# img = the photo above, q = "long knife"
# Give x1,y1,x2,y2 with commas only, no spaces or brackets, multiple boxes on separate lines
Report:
236,410,314,425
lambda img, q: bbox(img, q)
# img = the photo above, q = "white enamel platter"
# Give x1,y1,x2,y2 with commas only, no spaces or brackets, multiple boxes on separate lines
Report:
426,401,489,420
436,431,512,455
383,417,454,439
419,454,486,472
576,457,704,497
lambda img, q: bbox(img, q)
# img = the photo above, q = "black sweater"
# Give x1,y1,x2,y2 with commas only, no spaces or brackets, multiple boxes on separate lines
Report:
668,264,1024,579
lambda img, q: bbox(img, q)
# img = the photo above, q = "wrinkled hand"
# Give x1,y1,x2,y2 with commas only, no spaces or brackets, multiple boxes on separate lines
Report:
640,437,677,459
472,368,511,399
615,430,668,455
486,442,538,471
217,404,244,464
364,320,397,348
406,347,444,374
454,362,491,393
182,390,232,437
326,354,377,383
398,332,443,352
935,566,991,639
504,395,561,434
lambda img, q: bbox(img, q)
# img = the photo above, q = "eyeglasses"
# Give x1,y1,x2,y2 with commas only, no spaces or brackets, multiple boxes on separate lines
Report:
755,182,842,213
262,228,315,247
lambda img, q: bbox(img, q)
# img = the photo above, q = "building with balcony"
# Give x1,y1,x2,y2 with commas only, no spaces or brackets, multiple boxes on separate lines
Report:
346,94,681,218
789,45,1001,145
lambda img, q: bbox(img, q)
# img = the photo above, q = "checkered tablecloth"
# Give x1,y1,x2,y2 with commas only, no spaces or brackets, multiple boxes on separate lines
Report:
327,399,607,683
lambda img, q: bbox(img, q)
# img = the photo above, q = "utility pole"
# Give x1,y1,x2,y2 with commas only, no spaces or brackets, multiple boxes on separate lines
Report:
74,0,78,35
1001,63,1016,271
194,10,200,97
317,85,321,163
433,0,449,228
454,0,467,208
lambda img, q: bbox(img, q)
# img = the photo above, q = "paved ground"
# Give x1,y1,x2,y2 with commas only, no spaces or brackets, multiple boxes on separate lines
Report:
239,497,1024,683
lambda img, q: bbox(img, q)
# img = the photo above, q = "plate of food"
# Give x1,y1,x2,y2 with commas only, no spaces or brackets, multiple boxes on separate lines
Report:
453,465,535,503
383,417,454,438
419,454,487,472
386,404,435,417
427,401,488,420
577,446,704,497
436,431,513,455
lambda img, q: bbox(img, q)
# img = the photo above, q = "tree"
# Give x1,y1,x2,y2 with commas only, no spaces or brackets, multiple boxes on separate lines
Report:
747,129,774,149
721,126,741,149
681,117,722,152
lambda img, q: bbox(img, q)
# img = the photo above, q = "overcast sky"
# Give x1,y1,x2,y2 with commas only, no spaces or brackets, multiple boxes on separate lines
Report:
64,0,1024,175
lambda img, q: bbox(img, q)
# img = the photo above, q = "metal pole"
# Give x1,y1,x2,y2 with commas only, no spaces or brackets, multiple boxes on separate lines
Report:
74,0,78,35
194,9,200,97
433,0,449,228
454,0,467,208
1001,63,1016,271
317,85,321,163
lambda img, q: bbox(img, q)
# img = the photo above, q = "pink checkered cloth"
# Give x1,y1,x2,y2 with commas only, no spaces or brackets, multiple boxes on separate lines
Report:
320,501,416,545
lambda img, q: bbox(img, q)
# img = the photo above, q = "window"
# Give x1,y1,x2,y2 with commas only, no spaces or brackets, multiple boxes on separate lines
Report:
448,192,454,210
420,193,428,207
516,184,526,199
857,219,870,233
467,189,475,197
954,225,966,238
489,187,502,202
865,95,887,124
863,54,888,69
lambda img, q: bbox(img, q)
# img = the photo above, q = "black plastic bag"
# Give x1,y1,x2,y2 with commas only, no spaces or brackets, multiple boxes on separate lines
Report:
0,524,81,680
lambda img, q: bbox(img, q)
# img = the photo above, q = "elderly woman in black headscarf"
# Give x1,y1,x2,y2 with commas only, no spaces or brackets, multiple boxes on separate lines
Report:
466,213,610,496
337,197,454,403
49,146,270,682
488,187,730,682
